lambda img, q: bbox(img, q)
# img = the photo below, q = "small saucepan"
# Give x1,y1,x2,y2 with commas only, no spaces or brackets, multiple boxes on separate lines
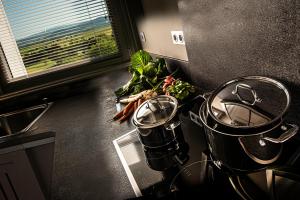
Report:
132,95,181,149
132,95,189,170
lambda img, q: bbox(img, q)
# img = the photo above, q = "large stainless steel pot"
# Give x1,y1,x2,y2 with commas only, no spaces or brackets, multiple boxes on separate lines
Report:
206,76,292,133
197,76,299,172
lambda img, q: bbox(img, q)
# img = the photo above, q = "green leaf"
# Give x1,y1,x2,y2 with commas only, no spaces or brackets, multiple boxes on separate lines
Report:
154,58,168,77
115,50,171,98
166,80,195,100
143,62,157,77
114,72,139,97
131,50,152,74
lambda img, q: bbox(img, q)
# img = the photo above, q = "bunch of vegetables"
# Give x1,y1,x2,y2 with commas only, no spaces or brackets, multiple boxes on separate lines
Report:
113,90,157,123
113,50,195,123
163,75,195,101
114,50,168,98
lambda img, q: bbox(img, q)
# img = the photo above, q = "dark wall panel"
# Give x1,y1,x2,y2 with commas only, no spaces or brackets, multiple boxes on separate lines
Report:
178,0,300,122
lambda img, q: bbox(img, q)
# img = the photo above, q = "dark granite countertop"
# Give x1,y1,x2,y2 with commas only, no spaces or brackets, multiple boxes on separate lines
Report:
0,67,138,199
31,68,136,200
1,66,300,200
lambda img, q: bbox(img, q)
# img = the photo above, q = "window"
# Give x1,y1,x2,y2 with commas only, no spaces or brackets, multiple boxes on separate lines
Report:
0,0,121,82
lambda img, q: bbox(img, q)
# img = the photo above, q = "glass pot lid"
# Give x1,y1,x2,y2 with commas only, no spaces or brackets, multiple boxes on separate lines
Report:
133,95,178,128
208,76,290,128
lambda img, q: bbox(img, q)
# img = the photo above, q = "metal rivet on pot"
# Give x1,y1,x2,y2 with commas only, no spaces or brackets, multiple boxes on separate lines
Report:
281,125,287,131
259,139,266,147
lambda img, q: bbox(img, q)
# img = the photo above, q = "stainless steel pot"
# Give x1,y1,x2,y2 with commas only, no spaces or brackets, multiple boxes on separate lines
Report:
206,76,291,133
132,95,181,148
197,76,299,172
144,139,189,171
199,103,298,172
132,95,189,170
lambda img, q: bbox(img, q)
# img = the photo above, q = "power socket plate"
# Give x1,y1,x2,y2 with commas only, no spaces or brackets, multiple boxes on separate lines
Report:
171,31,185,45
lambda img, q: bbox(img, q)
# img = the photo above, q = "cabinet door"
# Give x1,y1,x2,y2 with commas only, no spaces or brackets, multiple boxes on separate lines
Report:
0,150,45,200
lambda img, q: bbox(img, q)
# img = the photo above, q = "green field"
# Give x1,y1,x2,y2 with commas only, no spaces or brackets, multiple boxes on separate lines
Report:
19,26,119,74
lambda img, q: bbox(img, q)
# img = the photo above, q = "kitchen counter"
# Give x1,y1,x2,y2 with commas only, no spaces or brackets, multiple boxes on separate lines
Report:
0,68,138,200
35,68,136,200
2,66,299,200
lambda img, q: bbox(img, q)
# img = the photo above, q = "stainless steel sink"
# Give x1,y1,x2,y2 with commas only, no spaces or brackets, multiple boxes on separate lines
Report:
0,102,53,139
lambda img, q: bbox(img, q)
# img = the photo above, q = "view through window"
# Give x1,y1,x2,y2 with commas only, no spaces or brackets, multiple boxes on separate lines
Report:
0,0,119,79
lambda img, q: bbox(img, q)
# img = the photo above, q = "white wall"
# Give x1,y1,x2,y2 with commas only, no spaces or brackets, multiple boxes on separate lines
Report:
136,0,188,61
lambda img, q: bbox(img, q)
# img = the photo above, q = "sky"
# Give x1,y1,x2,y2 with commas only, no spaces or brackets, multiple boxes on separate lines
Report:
1,0,108,40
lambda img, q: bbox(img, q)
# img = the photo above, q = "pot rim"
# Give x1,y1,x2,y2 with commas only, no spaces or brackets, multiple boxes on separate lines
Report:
199,103,283,137
206,76,290,130
132,95,178,129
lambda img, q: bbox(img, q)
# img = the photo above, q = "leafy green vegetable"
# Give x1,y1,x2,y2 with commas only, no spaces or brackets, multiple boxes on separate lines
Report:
115,50,169,97
166,80,195,100
114,72,139,97
130,50,153,74
143,62,157,77
155,58,168,77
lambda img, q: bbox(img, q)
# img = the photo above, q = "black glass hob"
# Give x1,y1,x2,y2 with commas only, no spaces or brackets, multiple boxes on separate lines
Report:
113,111,300,200
113,121,241,199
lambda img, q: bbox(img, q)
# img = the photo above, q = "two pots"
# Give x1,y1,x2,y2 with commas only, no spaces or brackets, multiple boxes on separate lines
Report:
198,76,299,172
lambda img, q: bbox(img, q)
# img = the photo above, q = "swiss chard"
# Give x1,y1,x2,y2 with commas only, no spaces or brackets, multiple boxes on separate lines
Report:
115,50,169,97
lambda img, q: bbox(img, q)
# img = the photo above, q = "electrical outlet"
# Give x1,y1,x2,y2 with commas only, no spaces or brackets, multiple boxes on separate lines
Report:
171,31,185,45
139,32,146,43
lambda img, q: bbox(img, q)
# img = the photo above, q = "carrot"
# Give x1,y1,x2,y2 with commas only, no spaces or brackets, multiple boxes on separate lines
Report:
134,101,138,112
123,101,135,115
119,106,134,123
137,99,142,107
113,101,134,120
113,110,124,120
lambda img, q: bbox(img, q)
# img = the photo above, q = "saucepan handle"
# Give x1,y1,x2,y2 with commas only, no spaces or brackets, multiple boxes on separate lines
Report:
165,121,181,131
188,92,212,127
263,124,299,144
202,92,212,100
186,92,212,102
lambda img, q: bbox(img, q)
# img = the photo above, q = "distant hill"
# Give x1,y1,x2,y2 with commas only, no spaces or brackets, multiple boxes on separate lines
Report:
17,16,110,47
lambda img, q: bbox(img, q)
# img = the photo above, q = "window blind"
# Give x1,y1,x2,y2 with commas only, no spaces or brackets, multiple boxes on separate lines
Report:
0,0,119,79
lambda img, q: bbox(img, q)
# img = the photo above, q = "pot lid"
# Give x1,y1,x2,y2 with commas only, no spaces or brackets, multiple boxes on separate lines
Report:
133,95,178,128
208,76,290,128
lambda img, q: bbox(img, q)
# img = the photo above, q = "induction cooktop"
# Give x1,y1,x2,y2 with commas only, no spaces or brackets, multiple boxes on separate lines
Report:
112,119,241,200
113,110,300,200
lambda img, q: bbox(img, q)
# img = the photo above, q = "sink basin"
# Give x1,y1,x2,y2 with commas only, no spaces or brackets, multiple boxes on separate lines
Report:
0,102,53,139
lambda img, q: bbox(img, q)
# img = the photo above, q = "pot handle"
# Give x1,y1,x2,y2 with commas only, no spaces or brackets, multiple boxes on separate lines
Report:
165,121,181,131
263,124,299,144
202,92,212,100
182,92,211,104
232,83,262,106
173,154,189,165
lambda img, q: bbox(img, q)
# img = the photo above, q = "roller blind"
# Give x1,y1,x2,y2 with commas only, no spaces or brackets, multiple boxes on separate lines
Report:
0,0,120,80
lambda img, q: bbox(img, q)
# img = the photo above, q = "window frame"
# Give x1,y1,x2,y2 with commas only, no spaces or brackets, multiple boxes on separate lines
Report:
0,0,141,96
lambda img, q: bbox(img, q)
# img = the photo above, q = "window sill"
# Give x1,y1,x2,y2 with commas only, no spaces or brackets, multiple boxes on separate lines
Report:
0,60,130,102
